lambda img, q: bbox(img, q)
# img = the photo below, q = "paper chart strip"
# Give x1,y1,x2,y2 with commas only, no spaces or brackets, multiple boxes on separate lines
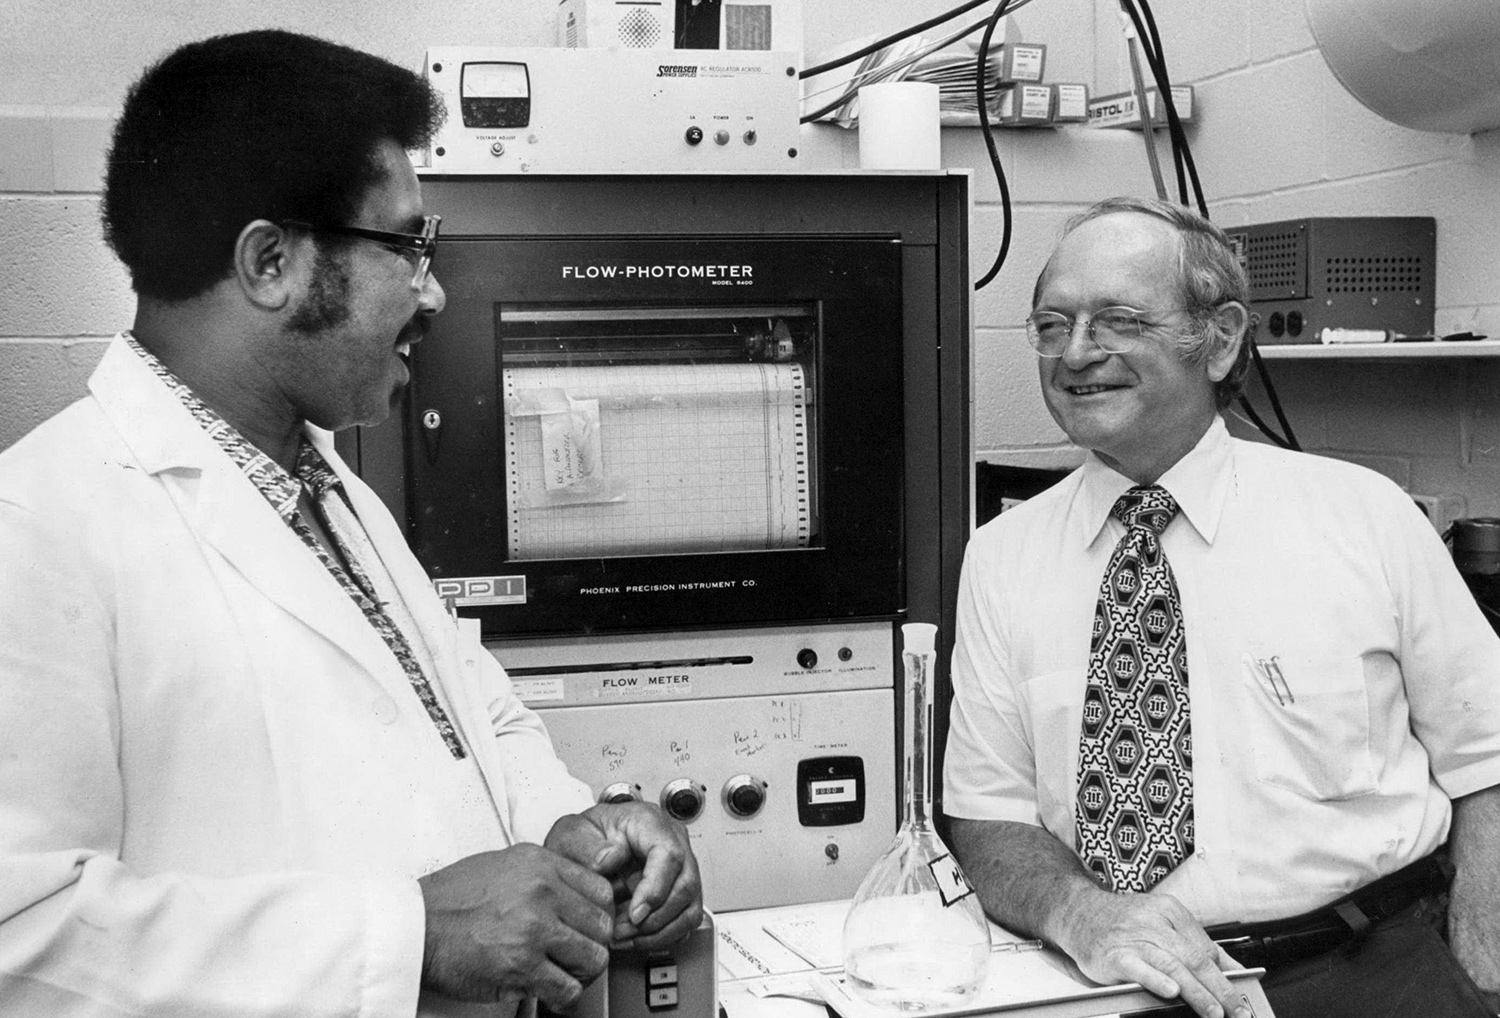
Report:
504,362,812,559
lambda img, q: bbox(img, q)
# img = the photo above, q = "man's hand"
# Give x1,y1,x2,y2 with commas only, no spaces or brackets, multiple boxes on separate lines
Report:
417,844,615,1012
950,818,1250,1018
1052,890,1251,1018
545,801,703,951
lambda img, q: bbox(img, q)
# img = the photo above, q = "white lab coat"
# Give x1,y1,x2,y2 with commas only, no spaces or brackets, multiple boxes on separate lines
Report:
0,336,593,1017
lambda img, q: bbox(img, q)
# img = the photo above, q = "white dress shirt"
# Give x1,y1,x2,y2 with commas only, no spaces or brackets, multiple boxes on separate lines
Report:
944,416,1500,924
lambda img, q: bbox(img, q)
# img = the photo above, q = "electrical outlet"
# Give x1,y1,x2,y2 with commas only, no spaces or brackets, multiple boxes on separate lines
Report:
1410,492,1467,533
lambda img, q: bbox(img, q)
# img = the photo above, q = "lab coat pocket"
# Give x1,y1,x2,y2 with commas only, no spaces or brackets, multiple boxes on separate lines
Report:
1239,653,1377,801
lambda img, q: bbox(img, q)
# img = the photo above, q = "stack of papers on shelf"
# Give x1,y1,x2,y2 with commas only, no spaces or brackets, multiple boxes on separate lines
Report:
800,31,935,127
801,17,1011,129
903,36,1007,127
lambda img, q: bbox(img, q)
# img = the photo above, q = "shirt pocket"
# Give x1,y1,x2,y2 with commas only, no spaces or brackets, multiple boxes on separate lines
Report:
1239,653,1377,801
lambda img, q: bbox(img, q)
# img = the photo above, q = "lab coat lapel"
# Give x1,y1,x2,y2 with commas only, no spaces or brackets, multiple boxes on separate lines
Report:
88,338,409,690
326,437,515,841
183,467,410,686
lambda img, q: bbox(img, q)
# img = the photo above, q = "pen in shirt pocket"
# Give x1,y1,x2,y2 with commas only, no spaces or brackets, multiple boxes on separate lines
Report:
1264,655,1295,704
1247,653,1295,706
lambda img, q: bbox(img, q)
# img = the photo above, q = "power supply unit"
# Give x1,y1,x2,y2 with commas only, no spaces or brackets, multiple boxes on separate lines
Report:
1224,217,1436,344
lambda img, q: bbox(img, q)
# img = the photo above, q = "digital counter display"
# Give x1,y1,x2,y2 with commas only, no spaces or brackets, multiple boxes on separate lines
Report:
796,756,865,826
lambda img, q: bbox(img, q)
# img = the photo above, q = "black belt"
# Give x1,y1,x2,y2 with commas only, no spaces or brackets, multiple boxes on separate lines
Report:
1205,850,1453,970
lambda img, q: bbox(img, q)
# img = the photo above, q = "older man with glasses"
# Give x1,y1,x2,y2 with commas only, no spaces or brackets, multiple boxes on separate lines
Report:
943,196,1500,1018
0,29,700,1018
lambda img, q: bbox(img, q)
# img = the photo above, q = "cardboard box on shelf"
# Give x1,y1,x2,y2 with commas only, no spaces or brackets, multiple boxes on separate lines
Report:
1052,83,1089,122
995,83,1055,126
1086,85,1195,129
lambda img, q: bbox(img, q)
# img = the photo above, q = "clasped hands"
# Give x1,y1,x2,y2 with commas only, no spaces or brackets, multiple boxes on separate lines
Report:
419,800,702,1012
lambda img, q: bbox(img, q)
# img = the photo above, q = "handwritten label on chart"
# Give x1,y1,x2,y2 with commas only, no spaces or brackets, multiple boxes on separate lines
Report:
768,698,804,741
601,743,628,773
530,394,601,493
732,728,765,758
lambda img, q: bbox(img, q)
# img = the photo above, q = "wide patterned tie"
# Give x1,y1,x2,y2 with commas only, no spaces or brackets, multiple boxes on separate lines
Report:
1075,485,1193,893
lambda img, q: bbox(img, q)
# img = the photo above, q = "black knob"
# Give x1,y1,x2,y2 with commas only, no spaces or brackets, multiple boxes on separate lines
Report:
661,779,704,821
685,126,704,145
723,775,767,817
797,648,818,670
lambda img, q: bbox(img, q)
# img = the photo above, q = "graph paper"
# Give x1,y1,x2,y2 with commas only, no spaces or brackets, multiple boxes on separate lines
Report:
503,362,813,559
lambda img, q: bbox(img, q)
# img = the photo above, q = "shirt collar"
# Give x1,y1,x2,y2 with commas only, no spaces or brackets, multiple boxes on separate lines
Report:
1074,415,1234,549
123,332,334,523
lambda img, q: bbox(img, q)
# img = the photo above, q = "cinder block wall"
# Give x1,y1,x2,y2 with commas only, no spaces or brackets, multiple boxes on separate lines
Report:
4,0,1499,517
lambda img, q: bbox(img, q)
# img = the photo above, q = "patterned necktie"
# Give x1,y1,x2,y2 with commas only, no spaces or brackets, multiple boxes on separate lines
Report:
1075,485,1193,893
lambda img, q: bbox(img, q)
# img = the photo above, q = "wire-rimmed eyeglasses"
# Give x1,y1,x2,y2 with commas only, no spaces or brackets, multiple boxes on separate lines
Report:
281,214,441,290
1025,305,1195,357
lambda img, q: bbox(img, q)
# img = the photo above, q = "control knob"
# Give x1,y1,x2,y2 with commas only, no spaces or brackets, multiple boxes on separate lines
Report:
599,782,642,805
722,774,768,818
660,778,706,822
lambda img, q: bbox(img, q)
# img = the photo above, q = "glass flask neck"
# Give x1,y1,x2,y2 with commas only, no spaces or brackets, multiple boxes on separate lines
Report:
902,646,936,832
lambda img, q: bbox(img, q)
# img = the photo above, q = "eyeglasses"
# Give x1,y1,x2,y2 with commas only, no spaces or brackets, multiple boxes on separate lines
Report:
1025,305,1194,357
281,214,441,290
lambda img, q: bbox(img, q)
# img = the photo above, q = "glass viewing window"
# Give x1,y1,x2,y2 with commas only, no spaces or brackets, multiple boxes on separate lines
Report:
497,303,820,562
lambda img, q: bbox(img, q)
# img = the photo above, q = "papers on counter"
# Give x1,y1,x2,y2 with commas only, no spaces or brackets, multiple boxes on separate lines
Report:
716,899,1119,1016
717,899,1269,1018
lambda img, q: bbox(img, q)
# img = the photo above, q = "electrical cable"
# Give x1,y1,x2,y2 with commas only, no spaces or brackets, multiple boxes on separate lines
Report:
799,0,1039,125
973,0,1014,290
1121,14,1168,201
1125,0,1189,205
1123,0,1189,207
798,0,997,80
1233,398,1294,450
799,14,996,125
1117,0,1298,449
1245,339,1299,448
1119,0,1203,214
1120,0,1207,216
799,0,1295,466
1227,404,1291,449
793,1,1019,292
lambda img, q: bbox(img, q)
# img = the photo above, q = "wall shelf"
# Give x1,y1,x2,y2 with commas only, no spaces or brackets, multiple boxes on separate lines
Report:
1257,339,1500,360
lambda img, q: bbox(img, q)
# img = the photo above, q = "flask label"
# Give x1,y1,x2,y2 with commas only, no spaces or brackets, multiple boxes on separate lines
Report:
928,853,977,907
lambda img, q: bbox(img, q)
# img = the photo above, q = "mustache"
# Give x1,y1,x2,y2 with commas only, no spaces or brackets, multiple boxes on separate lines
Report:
399,316,430,345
